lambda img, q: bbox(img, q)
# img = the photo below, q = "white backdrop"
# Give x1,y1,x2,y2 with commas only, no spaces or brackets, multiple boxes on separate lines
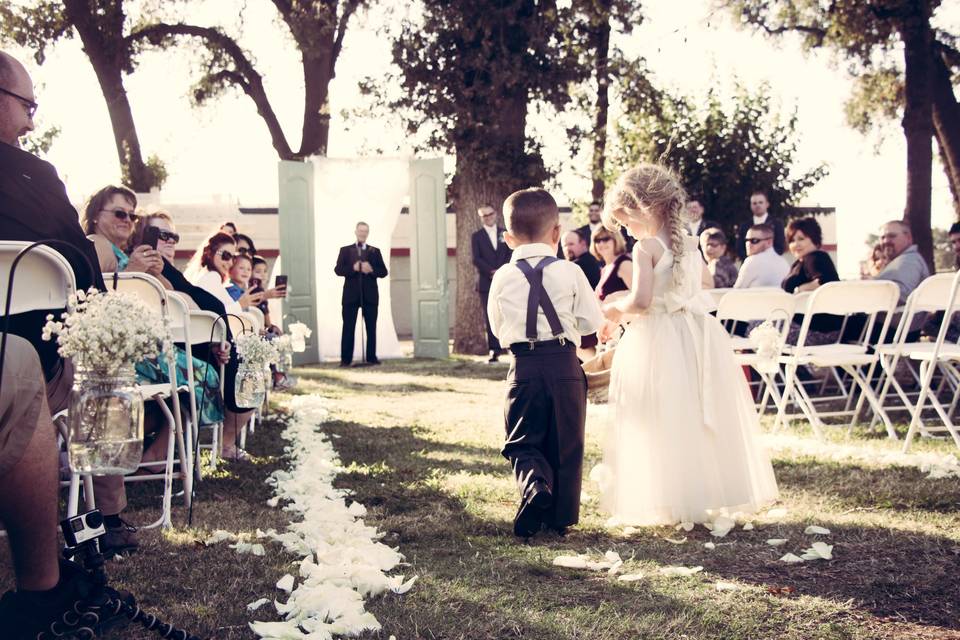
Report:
311,157,408,361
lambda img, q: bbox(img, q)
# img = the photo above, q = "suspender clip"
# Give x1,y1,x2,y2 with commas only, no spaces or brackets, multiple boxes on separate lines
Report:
528,339,536,350
557,336,566,346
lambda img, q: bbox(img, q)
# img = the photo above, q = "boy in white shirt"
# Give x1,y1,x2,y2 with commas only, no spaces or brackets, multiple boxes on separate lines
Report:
488,188,604,538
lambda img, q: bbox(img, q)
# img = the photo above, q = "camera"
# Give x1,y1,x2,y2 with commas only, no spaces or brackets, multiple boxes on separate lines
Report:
61,509,106,548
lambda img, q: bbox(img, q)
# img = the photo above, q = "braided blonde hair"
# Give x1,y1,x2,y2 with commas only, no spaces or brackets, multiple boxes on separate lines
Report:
602,163,689,287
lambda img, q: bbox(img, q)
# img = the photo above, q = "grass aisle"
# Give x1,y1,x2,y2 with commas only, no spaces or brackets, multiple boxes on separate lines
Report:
295,358,960,640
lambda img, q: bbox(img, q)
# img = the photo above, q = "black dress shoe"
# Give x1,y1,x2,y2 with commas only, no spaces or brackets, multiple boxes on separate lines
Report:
339,361,351,368
514,482,552,538
367,358,381,365
487,352,499,364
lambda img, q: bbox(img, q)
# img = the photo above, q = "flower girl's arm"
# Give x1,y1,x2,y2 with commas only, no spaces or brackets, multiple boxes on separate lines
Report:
611,243,655,315
701,261,714,289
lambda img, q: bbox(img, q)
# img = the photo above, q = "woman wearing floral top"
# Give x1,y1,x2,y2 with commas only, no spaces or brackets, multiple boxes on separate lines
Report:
699,228,738,288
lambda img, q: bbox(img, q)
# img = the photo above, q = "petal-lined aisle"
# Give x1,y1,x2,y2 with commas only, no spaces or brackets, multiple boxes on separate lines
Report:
248,395,417,639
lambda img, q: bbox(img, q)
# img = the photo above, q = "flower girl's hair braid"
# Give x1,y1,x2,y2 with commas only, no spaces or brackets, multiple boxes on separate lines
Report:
602,163,688,287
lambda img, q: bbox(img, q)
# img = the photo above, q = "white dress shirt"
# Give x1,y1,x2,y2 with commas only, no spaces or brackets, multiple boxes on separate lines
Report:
753,213,769,226
589,221,603,236
734,246,790,289
483,224,498,250
487,242,604,346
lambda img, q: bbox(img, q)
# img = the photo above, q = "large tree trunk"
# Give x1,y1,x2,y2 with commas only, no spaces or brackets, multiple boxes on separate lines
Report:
297,51,334,158
931,45,960,219
65,0,156,192
590,2,612,202
453,91,530,355
898,2,935,272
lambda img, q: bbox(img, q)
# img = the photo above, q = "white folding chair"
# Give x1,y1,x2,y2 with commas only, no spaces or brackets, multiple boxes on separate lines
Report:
103,272,192,529
0,242,91,516
776,280,900,439
246,306,265,332
716,288,796,416
902,270,960,451
872,273,956,431
186,310,228,475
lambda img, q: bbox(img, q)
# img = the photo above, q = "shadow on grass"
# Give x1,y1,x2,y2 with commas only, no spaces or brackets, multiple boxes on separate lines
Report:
318,411,959,639
295,356,510,382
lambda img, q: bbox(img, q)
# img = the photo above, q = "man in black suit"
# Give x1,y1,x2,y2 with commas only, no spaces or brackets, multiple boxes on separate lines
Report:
471,204,512,363
575,201,604,245
334,221,388,366
736,190,785,260
563,229,601,289
685,197,720,238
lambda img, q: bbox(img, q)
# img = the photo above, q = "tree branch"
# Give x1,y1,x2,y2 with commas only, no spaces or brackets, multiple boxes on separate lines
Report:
333,0,362,65
127,22,294,159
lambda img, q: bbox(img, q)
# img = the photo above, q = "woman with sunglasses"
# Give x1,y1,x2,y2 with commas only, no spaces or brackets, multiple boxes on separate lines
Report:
81,185,163,276
591,227,632,301
190,232,265,315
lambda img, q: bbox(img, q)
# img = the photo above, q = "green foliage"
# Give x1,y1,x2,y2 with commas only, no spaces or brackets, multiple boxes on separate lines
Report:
0,1,73,64
19,124,61,157
390,0,587,188
121,152,168,191
612,81,828,237
844,68,904,139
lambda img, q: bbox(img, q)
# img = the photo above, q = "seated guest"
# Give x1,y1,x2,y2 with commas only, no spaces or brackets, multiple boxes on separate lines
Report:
81,185,163,277
189,233,265,314
733,223,789,288
219,221,237,237
226,253,253,302
874,220,930,306
591,227,632,301
699,228,738,288
563,229,601,289
782,217,842,344
234,232,257,258
861,241,890,278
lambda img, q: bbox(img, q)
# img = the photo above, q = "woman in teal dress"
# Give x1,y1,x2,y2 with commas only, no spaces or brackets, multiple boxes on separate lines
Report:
81,186,225,427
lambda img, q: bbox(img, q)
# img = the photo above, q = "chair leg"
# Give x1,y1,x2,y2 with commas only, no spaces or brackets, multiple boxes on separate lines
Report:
791,370,824,438
845,365,897,440
902,361,935,453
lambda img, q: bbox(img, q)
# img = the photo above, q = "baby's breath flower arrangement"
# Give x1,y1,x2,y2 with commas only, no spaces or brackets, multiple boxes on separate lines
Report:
42,288,171,374
748,319,782,374
235,332,281,368
234,332,279,409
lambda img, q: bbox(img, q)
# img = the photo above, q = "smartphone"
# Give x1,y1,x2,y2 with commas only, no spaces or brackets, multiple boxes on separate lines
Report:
142,226,161,250
275,275,288,289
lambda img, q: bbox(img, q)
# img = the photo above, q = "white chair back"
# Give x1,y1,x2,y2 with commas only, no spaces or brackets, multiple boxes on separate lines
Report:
246,306,265,331
716,288,795,324
228,313,254,338
892,273,957,344
189,311,228,346
796,280,899,350
0,241,77,315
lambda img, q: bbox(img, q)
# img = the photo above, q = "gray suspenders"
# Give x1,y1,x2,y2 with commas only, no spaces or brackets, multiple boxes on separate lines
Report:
514,257,565,347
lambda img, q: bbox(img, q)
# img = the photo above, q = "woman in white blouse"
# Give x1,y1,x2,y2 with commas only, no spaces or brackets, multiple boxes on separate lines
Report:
190,232,265,313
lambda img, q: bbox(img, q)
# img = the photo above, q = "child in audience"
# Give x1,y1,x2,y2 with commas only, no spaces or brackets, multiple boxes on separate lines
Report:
487,188,604,538
226,254,253,302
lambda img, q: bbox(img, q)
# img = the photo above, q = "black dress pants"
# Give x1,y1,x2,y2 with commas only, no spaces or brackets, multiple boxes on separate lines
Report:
341,301,378,364
502,342,586,529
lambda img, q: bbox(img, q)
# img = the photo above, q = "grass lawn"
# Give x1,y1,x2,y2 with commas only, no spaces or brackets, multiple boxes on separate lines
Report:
2,356,959,639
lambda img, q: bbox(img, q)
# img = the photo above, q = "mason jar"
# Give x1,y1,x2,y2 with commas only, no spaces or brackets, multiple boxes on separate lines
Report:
235,358,266,409
68,365,144,475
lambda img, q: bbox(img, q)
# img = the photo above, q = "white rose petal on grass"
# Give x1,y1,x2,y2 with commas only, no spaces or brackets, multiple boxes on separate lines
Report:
715,581,742,592
766,508,788,521
622,526,639,535
608,560,624,575
275,574,296,593
663,537,687,545
229,542,265,556
553,555,589,569
801,542,834,561
617,573,645,582
742,522,754,531
704,542,716,550
604,550,622,563
659,566,704,577
205,530,236,545
779,553,804,564
766,539,789,547
710,516,737,538
392,575,418,594
804,525,831,535
680,521,695,532
266,496,280,508
247,598,270,611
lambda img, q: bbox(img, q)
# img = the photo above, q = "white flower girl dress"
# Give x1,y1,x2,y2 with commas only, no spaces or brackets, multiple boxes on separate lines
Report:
600,235,779,526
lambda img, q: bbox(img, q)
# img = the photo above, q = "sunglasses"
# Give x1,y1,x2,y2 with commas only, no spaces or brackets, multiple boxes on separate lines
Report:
158,230,180,244
595,236,613,243
236,247,252,255
745,236,772,244
0,86,38,119
216,250,236,261
101,209,139,223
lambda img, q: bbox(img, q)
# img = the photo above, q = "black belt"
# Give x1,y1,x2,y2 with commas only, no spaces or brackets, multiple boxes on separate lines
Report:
509,338,573,354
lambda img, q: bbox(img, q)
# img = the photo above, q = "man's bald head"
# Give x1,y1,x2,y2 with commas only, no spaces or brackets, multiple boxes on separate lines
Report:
0,51,35,147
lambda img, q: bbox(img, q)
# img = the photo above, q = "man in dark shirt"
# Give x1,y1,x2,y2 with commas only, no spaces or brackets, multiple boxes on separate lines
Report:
563,229,601,289
736,191,785,260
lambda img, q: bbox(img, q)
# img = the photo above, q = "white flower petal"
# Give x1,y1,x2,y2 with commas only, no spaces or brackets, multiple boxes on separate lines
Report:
804,525,831,535
766,539,789,546
779,553,804,564
663,537,687,545
714,581,742,591
680,521,695,532
766,508,788,521
247,598,271,611
658,565,703,577
276,574,296,593
704,542,716,550
617,573,645,582
553,555,589,569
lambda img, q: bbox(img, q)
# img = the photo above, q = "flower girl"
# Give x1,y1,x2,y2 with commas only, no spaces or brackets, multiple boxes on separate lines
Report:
598,164,779,526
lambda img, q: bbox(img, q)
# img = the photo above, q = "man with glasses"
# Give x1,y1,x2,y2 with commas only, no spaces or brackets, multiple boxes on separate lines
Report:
736,191,785,260
733,223,789,288
874,220,929,305
0,51,130,638
471,204,512,362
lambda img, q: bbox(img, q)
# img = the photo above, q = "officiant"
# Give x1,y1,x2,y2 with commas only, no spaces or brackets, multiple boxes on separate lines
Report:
334,221,388,366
